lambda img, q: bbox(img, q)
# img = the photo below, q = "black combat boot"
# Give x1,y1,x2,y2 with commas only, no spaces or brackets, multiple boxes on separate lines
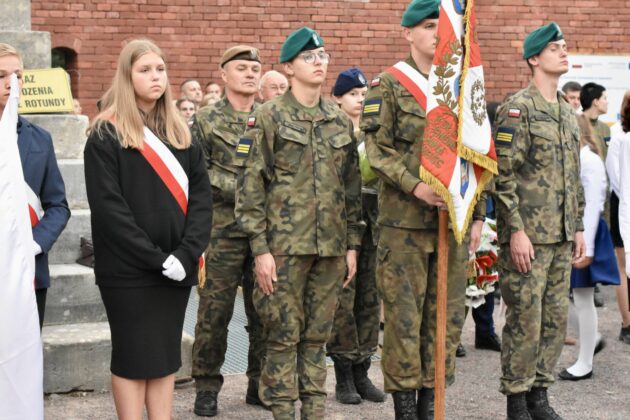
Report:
393,390,418,420
194,390,218,417
507,392,533,420
417,388,434,420
333,358,362,404
352,359,386,402
526,387,562,420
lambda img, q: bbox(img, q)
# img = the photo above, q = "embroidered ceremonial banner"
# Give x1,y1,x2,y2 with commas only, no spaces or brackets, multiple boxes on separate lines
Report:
420,0,497,243
0,73,44,420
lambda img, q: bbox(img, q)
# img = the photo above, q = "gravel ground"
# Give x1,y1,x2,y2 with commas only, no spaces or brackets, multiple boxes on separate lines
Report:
45,287,630,419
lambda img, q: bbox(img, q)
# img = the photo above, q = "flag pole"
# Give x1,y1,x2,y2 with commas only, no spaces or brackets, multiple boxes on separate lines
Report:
434,209,449,420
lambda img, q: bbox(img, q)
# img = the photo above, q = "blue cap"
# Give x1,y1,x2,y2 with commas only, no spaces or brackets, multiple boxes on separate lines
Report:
333,68,368,97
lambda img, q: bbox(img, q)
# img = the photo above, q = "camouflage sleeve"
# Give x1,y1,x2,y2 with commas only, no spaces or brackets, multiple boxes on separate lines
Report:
234,110,273,255
473,182,491,221
344,125,365,249
361,75,421,195
190,110,211,166
493,102,529,235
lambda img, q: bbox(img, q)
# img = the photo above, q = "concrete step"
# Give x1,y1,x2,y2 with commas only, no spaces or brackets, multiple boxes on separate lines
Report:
58,159,88,210
26,114,88,160
43,322,194,393
0,30,50,69
45,264,105,326
49,208,90,265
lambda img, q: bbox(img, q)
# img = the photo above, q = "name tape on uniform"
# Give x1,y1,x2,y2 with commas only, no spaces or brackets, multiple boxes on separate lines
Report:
236,138,253,157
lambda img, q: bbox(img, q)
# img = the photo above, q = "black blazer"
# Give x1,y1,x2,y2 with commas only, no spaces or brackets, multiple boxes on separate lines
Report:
84,123,212,287
18,116,71,289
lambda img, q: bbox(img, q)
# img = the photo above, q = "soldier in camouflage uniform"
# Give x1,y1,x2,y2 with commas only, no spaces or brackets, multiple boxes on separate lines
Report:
191,45,266,417
327,68,386,405
361,1,484,419
234,27,363,420
493,23,586,420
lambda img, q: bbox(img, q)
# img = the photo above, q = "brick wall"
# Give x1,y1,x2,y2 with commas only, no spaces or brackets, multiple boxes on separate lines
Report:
31,0,629,117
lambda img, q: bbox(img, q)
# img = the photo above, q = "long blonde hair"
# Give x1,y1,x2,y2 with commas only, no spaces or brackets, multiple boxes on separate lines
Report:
89,39,190,150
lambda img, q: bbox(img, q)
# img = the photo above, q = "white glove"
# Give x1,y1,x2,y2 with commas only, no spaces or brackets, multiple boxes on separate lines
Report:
32,240,42,256
162,255,186,281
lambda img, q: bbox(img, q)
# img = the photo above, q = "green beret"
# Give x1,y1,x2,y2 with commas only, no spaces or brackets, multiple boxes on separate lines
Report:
401,0,440,28
280,27,325,63
523,22,564,59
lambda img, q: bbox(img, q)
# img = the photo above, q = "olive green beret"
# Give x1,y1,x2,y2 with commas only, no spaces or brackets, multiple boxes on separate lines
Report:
280,27,324,63
220,45,261,68
401,0,440,28
523,22,564,59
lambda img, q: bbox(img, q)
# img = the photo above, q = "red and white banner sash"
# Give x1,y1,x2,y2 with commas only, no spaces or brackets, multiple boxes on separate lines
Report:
138,128,204,275
140,127,189,214
26,183,43,228
386,61,429,110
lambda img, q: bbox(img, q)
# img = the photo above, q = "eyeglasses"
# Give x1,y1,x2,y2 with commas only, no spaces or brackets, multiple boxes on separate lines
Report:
299,51,331,64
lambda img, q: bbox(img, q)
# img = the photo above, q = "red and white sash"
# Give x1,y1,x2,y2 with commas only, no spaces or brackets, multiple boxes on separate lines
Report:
140,127,190,214
385,61,429,110
138,127,204,277
26,183,43,228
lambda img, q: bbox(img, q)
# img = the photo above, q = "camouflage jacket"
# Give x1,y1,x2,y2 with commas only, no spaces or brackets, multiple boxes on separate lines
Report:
361,55,486,230
191,97,257,238
235,90,364,257
493,82,585,245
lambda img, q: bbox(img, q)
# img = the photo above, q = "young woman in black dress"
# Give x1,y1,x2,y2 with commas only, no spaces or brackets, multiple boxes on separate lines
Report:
84,39,212,419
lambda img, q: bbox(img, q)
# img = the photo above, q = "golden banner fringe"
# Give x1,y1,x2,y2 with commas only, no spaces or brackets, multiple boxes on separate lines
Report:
420,166,494,245
458,144,498,174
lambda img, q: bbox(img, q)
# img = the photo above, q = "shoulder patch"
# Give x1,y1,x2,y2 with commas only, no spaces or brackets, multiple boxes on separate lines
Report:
371,77,381,87
508,108,521,118
236,138,253,158
496,127,516,147
247,116,256,127
363,99,382,117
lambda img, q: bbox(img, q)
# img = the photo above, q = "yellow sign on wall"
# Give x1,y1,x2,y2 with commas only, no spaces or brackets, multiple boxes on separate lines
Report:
18,68,74,114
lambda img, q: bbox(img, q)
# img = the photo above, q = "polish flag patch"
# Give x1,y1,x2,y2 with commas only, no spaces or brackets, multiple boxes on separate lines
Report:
508,108,521,118
247,116,256,127
370,77,381,87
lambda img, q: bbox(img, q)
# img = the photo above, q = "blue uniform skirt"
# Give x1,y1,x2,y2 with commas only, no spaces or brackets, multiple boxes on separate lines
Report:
571,218,621,288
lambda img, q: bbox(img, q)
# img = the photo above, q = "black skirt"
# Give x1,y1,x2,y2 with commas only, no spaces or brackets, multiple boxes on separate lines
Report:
99,284,191,379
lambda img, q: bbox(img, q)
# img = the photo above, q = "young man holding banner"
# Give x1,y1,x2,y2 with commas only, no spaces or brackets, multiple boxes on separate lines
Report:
362,1,486,418
493,23,586,419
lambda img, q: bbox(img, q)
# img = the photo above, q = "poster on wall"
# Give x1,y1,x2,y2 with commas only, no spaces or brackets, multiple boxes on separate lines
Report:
560,54,630,124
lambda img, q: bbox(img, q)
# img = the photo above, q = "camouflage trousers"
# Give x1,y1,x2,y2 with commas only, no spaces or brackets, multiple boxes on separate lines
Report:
254,255,345,420
498,242,571,395
327,225,380,363
192,237,264,392
377,226,467,392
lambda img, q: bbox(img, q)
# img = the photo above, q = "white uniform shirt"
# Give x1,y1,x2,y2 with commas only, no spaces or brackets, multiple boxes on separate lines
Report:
605,122,628,196
617,129,630,275
580,145,607,257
